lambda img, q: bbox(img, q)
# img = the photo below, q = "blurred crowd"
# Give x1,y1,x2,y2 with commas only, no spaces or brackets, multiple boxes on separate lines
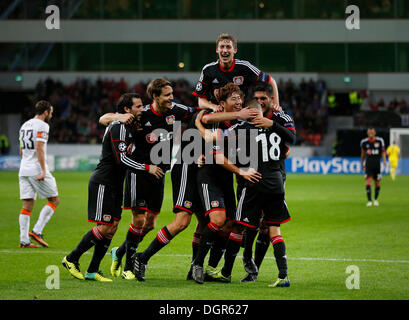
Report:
278,78,328,146
33,77,328,146
371,98,409,114
34,77,194,144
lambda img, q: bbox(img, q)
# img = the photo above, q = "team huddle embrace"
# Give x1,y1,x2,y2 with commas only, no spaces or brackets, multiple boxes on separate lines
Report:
19,34,296,287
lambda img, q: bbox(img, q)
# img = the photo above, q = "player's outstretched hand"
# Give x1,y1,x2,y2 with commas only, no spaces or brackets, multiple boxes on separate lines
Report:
239,168,262,183
149,165,164,179
118,113,135,125
35,171,46,182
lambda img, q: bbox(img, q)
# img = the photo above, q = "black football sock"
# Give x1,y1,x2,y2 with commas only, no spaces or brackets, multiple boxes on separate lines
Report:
271,235,287,279
254,232,270,270
208,231,229,269
194,222,221,267
375,186,380,200
116,239,127,261
366,185,372,201
139,226,173,264
87,235,112,274
221,232,243,277
66,227,99,262
124,224,144,271
242,227,258,260
191,232,201,263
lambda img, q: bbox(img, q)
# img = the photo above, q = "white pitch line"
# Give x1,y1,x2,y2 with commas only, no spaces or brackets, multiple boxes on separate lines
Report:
1,250,408,264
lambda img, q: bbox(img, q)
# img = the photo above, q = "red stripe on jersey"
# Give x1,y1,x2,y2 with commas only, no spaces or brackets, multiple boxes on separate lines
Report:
219,59,235,73
192,92,208,99
150,103,165,116
109,130,120,163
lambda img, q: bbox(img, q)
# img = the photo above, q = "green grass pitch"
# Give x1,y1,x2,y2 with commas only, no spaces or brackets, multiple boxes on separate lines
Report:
0,171,408,300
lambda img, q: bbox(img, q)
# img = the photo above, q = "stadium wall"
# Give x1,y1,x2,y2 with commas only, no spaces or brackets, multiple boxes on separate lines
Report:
2,155,409,175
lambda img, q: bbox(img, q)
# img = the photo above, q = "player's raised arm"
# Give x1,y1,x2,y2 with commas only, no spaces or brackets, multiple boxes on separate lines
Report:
195,110,222,142
268,76,280,106
99,112,134,126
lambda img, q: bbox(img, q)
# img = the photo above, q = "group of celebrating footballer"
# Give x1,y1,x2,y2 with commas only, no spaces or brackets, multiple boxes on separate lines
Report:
21,33,294,287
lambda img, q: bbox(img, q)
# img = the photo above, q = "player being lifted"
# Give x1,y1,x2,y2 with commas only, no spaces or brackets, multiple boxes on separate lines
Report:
360,127,387,207
100,78,210,280
62,93,163,282
189,33,280,278
18,100,60,248
195,96,296,287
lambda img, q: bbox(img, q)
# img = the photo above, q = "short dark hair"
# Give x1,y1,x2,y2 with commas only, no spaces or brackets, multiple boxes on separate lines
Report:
252,82,273,97
35,100,52,115
146,78,172,100
217,83,243,103
117,93,142,114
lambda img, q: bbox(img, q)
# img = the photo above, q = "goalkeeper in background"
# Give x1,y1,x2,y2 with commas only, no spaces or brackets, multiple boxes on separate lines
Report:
386,141,400,181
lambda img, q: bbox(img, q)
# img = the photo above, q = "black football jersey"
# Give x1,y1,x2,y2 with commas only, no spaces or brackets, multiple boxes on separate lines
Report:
131,102,197,171
90,121,148,187
266,110,296,159
226,117,296,193
193,59,269,103
360,136,385,168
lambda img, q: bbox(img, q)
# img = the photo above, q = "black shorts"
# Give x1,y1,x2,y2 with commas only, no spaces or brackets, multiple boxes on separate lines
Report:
171,163,205,215
365,164,381,180
123,170,165,214
235,186,291,229
197,168,236,219
88,181,123,225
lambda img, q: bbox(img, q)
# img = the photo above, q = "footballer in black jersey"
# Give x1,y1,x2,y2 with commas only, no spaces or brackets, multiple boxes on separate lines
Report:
360,127,387,207
99,79,205,278
193,33,279,110
195,98,295,286
190,83,261,284
240,81,294,282
63,93,163,282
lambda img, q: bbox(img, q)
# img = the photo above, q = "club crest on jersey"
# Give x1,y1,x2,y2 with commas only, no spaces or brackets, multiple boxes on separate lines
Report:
233,76,244,85
374,142,380,148
211,201,219,207
118,142,127,152
166,115,175,125
184,201,192,208
103,215,111,222
146,133,158,144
